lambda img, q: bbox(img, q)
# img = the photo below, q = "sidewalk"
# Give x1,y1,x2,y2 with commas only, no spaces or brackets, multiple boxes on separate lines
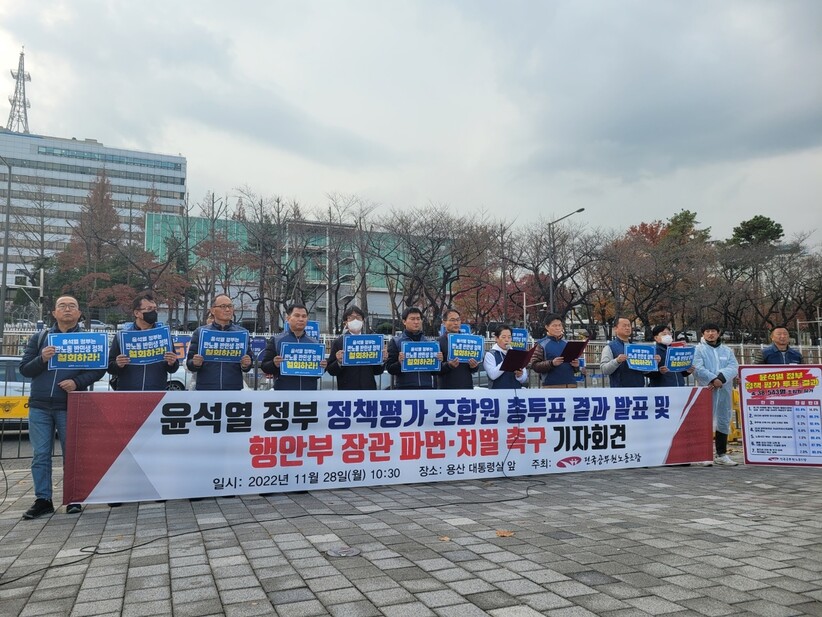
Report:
0,454,820,617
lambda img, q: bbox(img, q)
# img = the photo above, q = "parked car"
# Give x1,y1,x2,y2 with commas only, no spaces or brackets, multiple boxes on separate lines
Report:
0,356,31,431
80,319,111,330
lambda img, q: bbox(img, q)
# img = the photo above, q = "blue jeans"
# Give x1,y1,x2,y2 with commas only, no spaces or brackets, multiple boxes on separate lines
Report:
28,406,67,501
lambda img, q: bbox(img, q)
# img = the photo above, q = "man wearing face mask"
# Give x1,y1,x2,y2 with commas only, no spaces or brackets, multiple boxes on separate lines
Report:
647,325,694,387
108,292,180,391
325,306,385,390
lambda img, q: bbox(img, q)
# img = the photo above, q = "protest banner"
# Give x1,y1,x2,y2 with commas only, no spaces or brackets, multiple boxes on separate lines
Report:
738,364,822,467
64,386,713,503
510,328,529,350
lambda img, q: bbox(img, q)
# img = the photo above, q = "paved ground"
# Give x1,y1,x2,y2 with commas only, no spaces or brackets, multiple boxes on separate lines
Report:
0,451,820,617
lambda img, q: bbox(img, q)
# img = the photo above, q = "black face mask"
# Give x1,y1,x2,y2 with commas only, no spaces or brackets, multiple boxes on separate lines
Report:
141,310,158,325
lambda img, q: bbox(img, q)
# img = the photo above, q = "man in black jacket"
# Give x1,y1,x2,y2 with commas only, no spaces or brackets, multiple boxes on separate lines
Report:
438,309,478,389
108,291,179,391
386,307,443,390
325,305,385,390
19,296,106,519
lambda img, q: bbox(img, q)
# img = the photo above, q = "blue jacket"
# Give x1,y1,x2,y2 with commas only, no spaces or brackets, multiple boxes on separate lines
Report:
260,330,322,391
186,322,251,391
487,349,522,390
756,344,803,365
531,336,577,386
19,325,106,411
108,323,179,391
386,330,437,390
646,343,687,387
604,339,646,388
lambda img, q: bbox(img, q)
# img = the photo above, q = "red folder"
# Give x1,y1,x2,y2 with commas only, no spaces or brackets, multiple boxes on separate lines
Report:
499,346,537,372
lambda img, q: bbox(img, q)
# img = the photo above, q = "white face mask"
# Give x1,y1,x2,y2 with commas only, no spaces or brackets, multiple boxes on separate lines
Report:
347,319,364,333
660,334,673,346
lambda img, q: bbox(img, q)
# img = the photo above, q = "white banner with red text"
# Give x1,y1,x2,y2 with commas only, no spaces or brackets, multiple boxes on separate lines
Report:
738,364,822,467
64,387,712,504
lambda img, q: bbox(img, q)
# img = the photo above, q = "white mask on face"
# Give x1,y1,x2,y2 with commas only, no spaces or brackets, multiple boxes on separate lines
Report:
660,334,673,346
347,319,364,333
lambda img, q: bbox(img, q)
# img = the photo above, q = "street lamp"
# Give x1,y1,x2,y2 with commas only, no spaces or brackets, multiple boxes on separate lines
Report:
548,208,585,313
522,292,547,327
0,154,12,345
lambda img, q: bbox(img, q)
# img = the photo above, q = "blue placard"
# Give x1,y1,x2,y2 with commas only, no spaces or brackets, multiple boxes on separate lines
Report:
626,344,658,372
48,332,109,369
447,333,483,363
285,320,321,339
173,334,191,360
280,342,325,376
665,346,695,372
119,326,173,365
198,329,249,363
510,328,529,350
250,336,268,360
401,340,441,372
575,357,586,383
342,334,384,366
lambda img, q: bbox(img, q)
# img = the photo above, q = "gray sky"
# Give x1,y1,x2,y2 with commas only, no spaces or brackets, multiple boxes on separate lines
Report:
2,0,821,242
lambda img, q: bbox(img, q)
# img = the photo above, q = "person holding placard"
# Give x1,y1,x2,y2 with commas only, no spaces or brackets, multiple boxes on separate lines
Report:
187,295,253,391
19,296,106,519
325,305,385,390
600,316,647,388
261,303,327,390
647,325,694,387
438,309,480,389
483,324,528,389
108,292,180,391
386,307,443,390
529,313,581,389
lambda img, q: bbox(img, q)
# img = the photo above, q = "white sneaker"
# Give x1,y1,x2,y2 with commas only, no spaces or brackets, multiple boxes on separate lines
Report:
714,454,738,466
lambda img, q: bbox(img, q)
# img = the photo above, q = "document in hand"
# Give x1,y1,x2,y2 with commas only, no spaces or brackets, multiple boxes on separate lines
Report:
499,346,537,372
560,340,588,362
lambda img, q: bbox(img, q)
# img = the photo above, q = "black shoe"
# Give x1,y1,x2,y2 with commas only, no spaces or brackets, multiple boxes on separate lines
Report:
66,503,82,514
108,503,122,508
23,498,54,520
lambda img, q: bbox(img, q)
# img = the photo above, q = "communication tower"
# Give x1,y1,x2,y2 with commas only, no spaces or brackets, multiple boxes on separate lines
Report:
6,48,31,134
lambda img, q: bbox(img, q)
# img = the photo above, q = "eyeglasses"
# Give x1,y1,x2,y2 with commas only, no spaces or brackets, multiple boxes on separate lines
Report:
445,318,461,322
56,303,79,310
213,304,234,310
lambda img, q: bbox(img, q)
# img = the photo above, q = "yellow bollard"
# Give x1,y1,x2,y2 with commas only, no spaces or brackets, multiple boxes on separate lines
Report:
729,388,742,443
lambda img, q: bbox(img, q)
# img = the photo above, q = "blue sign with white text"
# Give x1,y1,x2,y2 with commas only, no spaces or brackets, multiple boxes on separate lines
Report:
120,326,173,365
510,328,529,350
280,342,325,376
343,334,384,366
447,333,483,363
198,330,249,363
285,320,320,339
401,340,441,372
665,346,695,372
48,332,109,369
626,344,658,372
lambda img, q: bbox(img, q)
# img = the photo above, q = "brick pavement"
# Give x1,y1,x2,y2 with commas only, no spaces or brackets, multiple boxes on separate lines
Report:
0,454,820,616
